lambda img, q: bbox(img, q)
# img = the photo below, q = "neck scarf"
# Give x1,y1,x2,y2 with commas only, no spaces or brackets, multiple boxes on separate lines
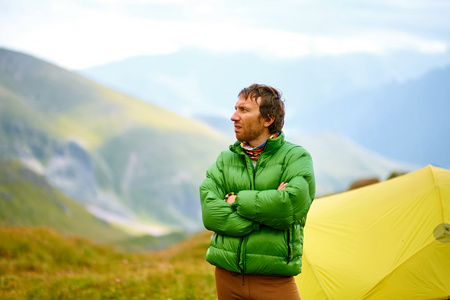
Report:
240,132,280,160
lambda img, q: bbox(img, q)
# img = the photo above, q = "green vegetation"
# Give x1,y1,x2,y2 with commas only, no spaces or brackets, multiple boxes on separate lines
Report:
0,160,131,244
0,226,216,299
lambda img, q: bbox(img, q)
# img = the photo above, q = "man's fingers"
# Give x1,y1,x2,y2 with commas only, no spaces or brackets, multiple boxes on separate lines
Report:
277,182,288,190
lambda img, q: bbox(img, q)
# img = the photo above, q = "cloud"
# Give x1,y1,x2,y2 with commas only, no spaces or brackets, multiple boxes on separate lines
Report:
0,0,449,69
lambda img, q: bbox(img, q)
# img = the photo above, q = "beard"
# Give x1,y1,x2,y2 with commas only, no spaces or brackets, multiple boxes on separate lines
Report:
234,121,266,144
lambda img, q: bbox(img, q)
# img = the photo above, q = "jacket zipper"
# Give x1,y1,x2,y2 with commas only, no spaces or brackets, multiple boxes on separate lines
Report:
238,153,256,286
287,228,291,264
236,237,245,285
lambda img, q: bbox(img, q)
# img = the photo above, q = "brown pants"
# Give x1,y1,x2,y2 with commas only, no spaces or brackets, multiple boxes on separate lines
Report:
215,267,301,300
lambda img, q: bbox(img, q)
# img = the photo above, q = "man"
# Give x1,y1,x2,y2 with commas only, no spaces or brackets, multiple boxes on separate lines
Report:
200,84,315,300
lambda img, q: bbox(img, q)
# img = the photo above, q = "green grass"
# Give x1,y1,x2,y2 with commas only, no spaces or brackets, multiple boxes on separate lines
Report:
0,226,216,300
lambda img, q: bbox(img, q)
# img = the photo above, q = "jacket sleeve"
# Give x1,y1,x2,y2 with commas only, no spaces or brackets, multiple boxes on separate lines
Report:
232,148,315,230
200,153,260,237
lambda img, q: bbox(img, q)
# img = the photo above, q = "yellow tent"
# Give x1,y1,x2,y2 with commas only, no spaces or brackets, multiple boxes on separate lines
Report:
296,165,450,300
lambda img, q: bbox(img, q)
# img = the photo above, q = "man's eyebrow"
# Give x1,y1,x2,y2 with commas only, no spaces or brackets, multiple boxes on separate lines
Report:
236,103,251,110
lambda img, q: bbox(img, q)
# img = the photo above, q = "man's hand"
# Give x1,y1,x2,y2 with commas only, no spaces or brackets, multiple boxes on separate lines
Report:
226,194,236,204
278,182,288,190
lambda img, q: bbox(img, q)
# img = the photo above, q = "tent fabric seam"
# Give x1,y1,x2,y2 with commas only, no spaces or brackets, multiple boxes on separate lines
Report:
360,236,438,299
429,165,446,224
302,253,331,300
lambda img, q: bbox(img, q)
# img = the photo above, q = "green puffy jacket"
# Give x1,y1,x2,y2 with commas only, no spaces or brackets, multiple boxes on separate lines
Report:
200,132,315,277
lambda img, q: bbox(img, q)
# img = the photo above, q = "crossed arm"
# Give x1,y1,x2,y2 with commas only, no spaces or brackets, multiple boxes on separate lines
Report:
201,177,311,237
225,182,288,204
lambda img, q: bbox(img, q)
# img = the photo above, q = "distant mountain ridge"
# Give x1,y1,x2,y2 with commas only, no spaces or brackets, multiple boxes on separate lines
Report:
79,49,450,169
303,66,450,168
79,48,449,117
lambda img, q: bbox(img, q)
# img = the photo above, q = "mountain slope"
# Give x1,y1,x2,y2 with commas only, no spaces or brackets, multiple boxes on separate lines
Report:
0,48,224,148
304,66,450,168
0,48,229,235
0,160,132,244
291,132,417,195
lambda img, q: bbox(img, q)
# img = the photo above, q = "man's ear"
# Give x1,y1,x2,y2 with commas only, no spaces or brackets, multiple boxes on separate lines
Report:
264,113,275,128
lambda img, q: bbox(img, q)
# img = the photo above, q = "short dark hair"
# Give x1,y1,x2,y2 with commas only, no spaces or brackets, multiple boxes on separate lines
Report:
238,83,285,134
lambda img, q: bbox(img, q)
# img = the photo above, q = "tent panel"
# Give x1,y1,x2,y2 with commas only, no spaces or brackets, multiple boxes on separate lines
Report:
296,166,450,299
361,242,450,300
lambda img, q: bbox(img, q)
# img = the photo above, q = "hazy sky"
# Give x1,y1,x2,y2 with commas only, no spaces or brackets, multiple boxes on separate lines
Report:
1,0,449,69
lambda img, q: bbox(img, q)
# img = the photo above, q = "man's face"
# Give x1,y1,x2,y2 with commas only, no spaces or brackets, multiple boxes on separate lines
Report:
231,96,267,147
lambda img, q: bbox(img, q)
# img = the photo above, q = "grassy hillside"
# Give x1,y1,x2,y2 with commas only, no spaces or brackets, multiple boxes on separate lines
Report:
0,226,216,300
0,160,127,242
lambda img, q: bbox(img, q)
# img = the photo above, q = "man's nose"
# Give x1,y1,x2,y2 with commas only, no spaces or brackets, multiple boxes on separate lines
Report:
230,111,239,121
